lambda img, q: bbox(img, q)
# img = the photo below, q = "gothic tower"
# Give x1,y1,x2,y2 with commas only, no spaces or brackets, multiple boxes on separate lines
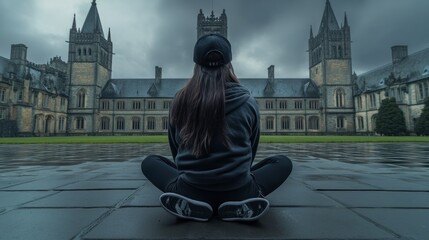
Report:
67,0,113,134
197,9,227,39
309,0,354,134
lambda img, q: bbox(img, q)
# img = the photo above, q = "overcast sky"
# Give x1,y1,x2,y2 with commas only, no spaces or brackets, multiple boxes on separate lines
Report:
1,0,428,79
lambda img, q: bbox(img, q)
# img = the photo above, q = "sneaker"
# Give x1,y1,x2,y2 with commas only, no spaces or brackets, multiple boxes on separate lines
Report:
218,198,269,221
159,192,213,221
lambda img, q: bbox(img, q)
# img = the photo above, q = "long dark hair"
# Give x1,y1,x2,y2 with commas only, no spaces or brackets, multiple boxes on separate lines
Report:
170,63,239,157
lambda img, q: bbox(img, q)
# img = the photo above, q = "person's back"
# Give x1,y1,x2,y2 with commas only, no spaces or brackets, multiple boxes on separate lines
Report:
141,34,292,222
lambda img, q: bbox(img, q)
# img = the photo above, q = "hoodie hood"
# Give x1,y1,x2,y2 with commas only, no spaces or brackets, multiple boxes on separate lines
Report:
225,82,250,114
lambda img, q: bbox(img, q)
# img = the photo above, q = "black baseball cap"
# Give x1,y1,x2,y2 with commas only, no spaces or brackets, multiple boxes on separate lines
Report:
193,34,232,68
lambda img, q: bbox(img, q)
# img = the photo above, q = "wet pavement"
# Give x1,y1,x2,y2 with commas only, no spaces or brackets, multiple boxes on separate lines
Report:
0,143,428,240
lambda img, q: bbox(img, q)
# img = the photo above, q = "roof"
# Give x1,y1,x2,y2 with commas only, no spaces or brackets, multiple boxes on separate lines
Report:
318,0,340,33
355,47,429,94
0,56,12,75
81,0,104,37
100,78,319,99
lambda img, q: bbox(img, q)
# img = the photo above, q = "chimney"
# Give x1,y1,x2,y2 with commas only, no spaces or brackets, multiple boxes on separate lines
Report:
10,44,27,64
155,66,162,85
391,45,408,64
268,65,275,80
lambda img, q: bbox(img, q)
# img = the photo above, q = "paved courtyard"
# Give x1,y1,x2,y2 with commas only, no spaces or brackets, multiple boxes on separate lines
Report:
0,143,428,240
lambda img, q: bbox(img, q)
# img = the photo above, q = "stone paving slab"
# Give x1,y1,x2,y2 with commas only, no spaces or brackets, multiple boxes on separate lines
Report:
0,208,108,240
4,179,82,191
84,207,395,240
23,190,135,208
57,180,144,190
323,191,429,208
355,208,429,240
0,191,55,208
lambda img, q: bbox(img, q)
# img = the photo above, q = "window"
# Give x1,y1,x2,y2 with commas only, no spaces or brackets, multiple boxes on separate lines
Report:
0,107,6,120
60,98,66,110
18,88,23,101
335,88,345,108
338,46,343,58
78,49,81,56
369,93,377,108
357,96,362,110
294,100,303,109
0,88,6,102
295,117,304,130
132,117,141,130
424,82,429,98
132,101,141,110
58,117,66,131
337,116,345,129
76,117,84,130
101,100,110,110
309,100,319,109
147,117,156,130
331,45,337,58
265,101,274,109
117,101,125,110
279,100,287,109
357,116,364,130
43,94,50,108
163,101,171,110
101,117,110,130
83,48,87,56
116,117,125,130
88,48,92,56
162,117,169,130
308,116,319,130
77,90,85,108
147,101,156,110
266,117,274,130
281,116,290,130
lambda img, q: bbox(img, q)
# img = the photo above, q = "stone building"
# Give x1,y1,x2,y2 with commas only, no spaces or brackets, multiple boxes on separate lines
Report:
0,44,68,136
353,46,429,134
1,0,428,136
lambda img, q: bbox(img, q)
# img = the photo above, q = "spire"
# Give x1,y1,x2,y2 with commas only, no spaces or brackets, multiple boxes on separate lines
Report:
310,25,313,38
72,14,77,31
319,0,340,33
82,0,105,37
343,12,349,28
108,28,111,42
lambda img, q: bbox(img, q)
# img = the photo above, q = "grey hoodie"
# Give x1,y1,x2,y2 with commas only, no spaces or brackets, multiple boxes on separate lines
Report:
168,82,260,191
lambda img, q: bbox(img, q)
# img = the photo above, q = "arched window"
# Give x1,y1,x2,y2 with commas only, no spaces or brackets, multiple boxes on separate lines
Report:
162,117,169,130
78,49,82,56
147,117,156,130
331,46,337,58
83,48,87,56
357,116,364,130
116,117,125,130
101,117,110,130
308,116,319,130
77,90,85,108
337,116,346,129
295,116,304,130
88,48,92,56
371,114,378,132
335,88,345,108
266,117,274,130
281,116,290,130
76,117,84,130
338,46,343,58
132,117,141,130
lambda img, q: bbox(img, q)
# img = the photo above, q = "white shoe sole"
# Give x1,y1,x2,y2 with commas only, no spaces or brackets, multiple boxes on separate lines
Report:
218,198,269,221
159,193,213,222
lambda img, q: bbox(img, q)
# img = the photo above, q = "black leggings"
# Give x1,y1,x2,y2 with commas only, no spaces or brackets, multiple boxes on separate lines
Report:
141,155,292,209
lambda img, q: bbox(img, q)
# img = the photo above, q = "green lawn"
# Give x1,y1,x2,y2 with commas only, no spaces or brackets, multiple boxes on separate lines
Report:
0,135,428,144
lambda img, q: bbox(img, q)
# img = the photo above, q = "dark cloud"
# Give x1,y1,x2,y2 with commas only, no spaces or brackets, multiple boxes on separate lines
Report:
1,0,429,79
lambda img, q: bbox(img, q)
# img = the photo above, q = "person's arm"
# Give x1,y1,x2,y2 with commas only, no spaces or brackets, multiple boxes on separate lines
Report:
250,99,260,162
168,123,178,160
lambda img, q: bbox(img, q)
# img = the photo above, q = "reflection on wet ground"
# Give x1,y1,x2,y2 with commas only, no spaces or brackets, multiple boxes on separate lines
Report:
0,143,428,171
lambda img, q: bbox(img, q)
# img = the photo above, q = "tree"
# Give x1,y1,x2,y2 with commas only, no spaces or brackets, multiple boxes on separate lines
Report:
375,98,407,136
415,97,429,136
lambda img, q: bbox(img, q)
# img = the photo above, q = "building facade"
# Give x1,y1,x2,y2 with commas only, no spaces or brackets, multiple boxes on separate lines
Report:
1,0,428,136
